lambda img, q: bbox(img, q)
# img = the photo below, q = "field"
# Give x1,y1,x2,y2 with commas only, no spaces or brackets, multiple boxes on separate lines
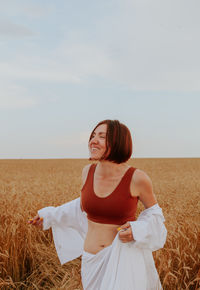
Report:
0,158,199,289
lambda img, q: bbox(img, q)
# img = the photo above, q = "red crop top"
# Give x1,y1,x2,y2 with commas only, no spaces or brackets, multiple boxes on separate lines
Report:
81,163,139,225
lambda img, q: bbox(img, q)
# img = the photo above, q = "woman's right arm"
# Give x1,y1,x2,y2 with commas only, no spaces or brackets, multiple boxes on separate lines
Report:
38,197,84,230
28,198,81,230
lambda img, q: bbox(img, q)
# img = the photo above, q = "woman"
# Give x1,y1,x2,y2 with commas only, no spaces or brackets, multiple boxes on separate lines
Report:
29,119,167,290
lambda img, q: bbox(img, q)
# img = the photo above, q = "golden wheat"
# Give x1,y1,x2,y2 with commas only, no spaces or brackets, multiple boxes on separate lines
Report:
0,158,199,289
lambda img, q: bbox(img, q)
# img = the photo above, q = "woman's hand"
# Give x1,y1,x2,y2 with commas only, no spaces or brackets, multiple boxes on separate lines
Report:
28,214,43,228
117,222,134,243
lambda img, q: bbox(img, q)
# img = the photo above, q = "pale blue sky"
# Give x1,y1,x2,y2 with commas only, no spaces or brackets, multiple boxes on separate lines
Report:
0,0,199,158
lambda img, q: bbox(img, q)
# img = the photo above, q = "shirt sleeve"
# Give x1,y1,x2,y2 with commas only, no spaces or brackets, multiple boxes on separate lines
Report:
37,197,88,264
130,203,167,251
37,197,86,232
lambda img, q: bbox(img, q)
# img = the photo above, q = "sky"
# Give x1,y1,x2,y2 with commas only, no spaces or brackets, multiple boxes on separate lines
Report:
0,0,199,159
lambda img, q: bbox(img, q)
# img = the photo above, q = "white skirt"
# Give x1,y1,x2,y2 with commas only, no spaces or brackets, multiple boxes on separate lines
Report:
81,233,162,290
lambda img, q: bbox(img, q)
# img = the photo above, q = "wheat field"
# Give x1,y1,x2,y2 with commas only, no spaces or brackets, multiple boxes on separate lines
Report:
0,158,199,289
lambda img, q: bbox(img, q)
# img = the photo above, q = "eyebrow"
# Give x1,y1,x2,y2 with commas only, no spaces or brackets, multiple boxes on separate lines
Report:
92,131,106,135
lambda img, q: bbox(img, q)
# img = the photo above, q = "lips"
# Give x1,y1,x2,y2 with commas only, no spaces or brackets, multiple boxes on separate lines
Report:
90,146,101,152
91,147,99,151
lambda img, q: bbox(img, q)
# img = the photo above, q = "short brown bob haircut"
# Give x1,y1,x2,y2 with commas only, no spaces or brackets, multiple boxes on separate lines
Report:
89,119,132,164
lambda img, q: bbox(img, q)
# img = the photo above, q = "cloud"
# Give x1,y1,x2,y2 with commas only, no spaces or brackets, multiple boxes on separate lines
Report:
0,0,199,93
0,37,111,84
0,61,82,84
0,83,38,109
0,19,34,37
0,0,53,19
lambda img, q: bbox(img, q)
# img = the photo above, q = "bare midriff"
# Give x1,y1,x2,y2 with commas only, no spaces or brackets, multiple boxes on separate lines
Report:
83,219,121,254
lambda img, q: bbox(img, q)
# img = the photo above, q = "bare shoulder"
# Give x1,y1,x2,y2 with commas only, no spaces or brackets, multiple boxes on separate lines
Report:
132,168,153,186
82,164,93,185
132,168,157,207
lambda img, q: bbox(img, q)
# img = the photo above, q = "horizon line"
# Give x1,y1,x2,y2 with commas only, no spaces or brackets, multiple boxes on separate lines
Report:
0,157,199,160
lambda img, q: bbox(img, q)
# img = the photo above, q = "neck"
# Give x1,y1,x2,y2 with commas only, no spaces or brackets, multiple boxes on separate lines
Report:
96,160,127,177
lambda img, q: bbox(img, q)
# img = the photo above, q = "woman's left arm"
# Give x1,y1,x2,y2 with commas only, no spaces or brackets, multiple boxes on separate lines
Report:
118,170,167,251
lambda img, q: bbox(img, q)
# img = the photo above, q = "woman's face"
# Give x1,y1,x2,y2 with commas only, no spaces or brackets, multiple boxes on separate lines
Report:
88,124,107,160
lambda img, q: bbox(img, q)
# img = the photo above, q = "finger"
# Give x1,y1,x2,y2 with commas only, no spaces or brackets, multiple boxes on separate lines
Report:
119,234,132,241
28,216,43,225
119,230,134,241
120,239,132,243
28,218,33,224
119,234,134,242
28,217,37,224
119,228,132,236
34,217,43,225
118,222,130,230
32,216,40,224
117,226,129,232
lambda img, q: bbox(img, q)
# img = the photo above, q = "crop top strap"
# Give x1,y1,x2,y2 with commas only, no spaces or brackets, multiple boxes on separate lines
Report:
88,163,96,181
81,163,96,191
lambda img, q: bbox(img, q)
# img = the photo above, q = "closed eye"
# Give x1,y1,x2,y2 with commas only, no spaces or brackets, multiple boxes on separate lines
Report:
91,134,106,139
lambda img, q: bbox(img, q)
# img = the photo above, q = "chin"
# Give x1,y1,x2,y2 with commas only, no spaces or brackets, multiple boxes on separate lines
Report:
89,154,102,161
89,156,99,161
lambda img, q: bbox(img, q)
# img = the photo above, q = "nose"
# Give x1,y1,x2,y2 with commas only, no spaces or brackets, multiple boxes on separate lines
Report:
90,135,98,144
